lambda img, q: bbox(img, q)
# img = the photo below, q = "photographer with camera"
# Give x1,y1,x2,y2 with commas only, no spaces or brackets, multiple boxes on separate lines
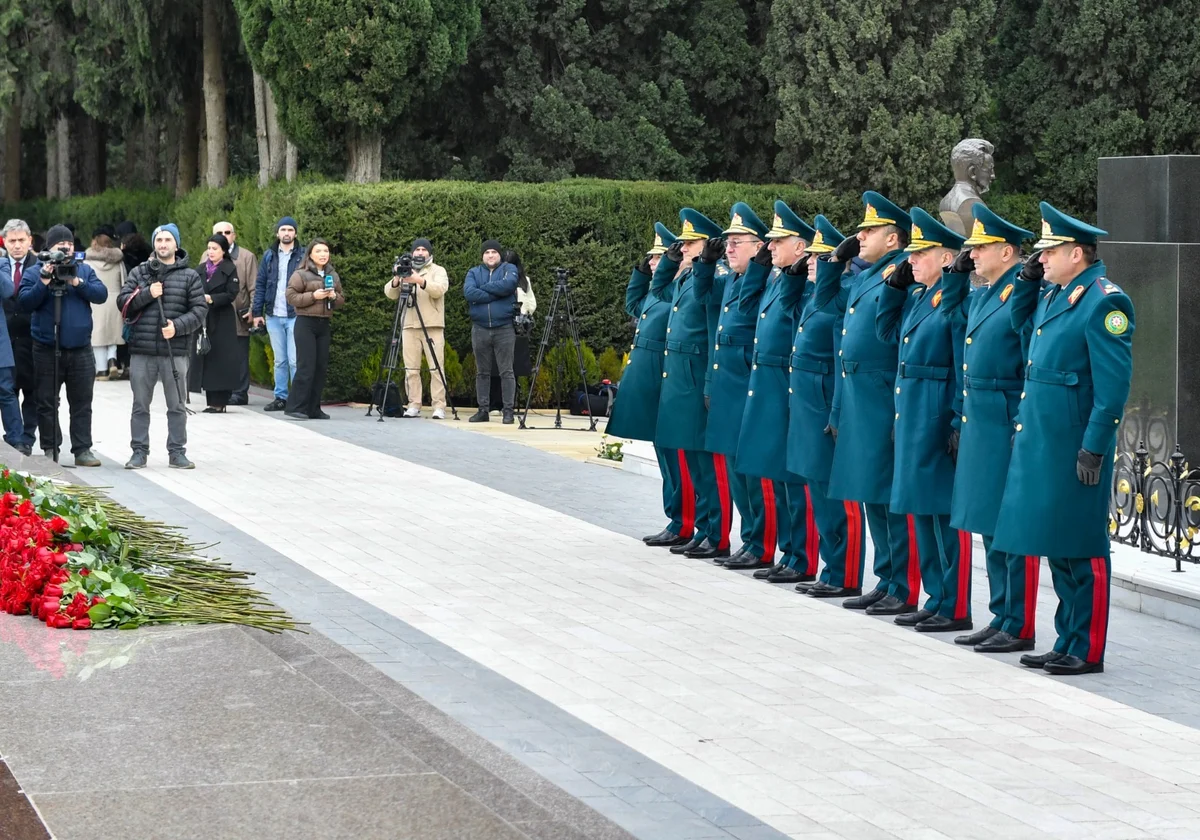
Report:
116,224,207,470
464,240,519,424
383,238,449,419
15,225,108,466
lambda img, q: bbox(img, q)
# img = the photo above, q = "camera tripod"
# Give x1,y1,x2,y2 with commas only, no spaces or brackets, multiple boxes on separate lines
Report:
366,277,458,421
519,268,596,432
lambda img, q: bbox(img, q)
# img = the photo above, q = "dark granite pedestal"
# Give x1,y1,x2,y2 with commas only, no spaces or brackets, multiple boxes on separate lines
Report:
1098,156,1200,459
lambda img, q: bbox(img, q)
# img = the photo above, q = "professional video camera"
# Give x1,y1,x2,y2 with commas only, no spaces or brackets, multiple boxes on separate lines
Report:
36,248,77,288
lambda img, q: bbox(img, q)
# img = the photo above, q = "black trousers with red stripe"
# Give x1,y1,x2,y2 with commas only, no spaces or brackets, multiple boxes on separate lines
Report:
1048,554,1110,664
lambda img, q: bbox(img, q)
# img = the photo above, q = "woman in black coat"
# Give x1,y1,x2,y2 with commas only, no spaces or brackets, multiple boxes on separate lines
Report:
194,234,241,412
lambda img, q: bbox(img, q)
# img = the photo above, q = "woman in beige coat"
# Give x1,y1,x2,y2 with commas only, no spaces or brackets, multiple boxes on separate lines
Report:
84,226,127,379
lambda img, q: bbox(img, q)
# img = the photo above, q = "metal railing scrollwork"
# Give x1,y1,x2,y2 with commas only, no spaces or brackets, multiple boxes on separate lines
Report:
1110,440,1200,572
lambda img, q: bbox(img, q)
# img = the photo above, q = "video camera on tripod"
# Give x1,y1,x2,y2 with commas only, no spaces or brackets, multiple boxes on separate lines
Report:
36,248,77,291
393,253,416,302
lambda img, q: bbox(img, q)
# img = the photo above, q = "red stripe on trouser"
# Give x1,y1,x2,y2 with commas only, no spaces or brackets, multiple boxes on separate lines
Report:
843,502,861,588
804,485,819,576
1087,557,1109,663
761,479,777,563
954,530,972,620
906,514,920,605
677,450,695,539
1020,556,1039,639
712,454,732,550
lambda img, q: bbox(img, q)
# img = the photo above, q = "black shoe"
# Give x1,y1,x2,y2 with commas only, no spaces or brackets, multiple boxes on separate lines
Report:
1020,650,1067,669
43,449,57,462
502,410,515,425
202,406,227,414
285,412,309,420
685,539,729,560
1043,654,1103,676
124,451,148,470
974,631,1035,653
725,552,769,570
228,394,248,406
313,410,330,420
644,528,685,547
955,626,999,647
754,562,786,580
894,608,935,627
768,567,812,584
843,588,888,610
670,537,705,555
916,615,972,633
716,545,744,565
865,595,916,616
169,453,195,470
809,583,861,598
469,409,489,423
263,398,287,412
15,444,32,457
794,579,818,593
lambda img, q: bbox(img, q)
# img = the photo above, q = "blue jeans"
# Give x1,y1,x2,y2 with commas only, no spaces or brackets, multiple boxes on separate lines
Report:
0,365,23,448
265,315,297,400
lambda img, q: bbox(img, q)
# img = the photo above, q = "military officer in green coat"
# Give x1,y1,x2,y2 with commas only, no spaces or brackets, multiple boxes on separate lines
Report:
655,208,733,560
822,192,918,616
695,203,780,570
736,200,817,584
876,208,972,633
993,203,1135,676
609,223,697,549
945,204,1042,654
790,216,868,598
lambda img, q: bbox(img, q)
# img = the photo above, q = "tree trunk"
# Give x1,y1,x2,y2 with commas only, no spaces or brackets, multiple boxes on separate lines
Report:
285,141,298,182
71,111,106,195
265,83,285,181
45,130,57,199
55,115,71,198
201,0,228,187
177,94,201,195
253,72,271,187
3,94,20,203
163,115,180,196
345,127,382,183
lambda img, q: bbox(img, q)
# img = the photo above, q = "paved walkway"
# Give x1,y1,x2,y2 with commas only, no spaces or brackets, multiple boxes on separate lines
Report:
3,382,1200,839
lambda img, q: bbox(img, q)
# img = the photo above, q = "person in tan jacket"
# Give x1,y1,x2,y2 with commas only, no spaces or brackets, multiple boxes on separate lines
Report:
213,221,258,405
84,226,126,379
283,239,344,420
383,237,450,418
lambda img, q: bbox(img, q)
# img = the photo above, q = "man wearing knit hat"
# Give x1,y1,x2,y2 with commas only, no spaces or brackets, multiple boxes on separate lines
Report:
463,239,519,423
251,216,305,411
15,223,109,466
384,237,450,418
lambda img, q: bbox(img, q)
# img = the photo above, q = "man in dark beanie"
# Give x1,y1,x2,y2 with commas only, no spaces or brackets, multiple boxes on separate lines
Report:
251,216,305,411
383,236,450,418
16,223,108,466
463,239,518,423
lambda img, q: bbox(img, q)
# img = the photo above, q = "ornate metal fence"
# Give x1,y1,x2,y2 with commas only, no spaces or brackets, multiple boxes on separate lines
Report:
1111,441,1200,571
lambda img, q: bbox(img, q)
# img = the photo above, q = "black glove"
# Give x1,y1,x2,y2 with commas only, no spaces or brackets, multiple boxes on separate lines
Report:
1076,449,1102,486
885,260,916,291
823,424,837,441
704,394,711,411
951,249,975,274
751,242,773,267
1019,255,1044,283
832,236,860,263
700,237,726,265
665,240,684,263
636,255,652,275
785,255,810,276
947,428,960,464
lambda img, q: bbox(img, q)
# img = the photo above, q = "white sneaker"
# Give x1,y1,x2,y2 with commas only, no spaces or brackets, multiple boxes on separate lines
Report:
403,406,421,418
431,408,445,420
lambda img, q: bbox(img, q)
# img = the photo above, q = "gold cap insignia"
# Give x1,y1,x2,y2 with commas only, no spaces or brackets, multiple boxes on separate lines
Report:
652,234,663,248
681,220,695,235
1068,285,1086,305
773,214,783,228
971,220,987,239
999,283,1013,303
931,289,943,308
732,213,744,227
864,205,881,223
812,232,825,247
1041,220,1053,237
911,224,924,241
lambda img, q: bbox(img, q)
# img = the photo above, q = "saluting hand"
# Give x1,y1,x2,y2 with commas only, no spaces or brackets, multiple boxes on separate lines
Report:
951,249,975,274
636,255,653,276
1019,255,1044,283
832,236,860,263
699,237,726,265
785,255,810,276
750,242,773,267
885,260,916,291
1076,449,1102,486
665,241,685,263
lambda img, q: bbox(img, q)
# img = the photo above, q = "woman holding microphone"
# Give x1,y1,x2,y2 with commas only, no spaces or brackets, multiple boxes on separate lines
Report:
284,238,344,420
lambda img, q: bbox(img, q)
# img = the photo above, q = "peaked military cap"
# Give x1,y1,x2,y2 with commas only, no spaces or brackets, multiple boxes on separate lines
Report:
723,202,769,238
1033,201,1108,250
904,207,966,253
964,203,1034,247
765,200,816,242
806,215,846,255
857,191,911,232
647,221,677,255
677,207,724,241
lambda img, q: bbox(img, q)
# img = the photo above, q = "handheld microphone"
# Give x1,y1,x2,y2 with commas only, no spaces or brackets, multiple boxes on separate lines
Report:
324,274,334,311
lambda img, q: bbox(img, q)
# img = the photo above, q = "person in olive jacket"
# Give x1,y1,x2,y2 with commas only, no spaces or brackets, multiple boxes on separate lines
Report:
283,238,344,420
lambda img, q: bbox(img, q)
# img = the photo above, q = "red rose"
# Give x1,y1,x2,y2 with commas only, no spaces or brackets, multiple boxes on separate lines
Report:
47,516,69,534
50,614,72,629
92,596,106,605
80,567,90,577
71,618,91,630
43,584,64,598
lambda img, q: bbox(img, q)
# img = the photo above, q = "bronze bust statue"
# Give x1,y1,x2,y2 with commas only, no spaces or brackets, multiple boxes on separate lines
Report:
939,139,995,236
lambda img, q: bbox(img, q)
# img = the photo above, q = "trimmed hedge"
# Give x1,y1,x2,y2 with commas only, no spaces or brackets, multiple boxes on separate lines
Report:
4,178,1043,402
1,189,175,243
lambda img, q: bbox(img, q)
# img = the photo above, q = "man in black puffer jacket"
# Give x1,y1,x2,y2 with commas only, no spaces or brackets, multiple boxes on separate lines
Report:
116,223,206,470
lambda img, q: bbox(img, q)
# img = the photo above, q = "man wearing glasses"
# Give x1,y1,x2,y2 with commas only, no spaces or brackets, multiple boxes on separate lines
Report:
212,221,259,406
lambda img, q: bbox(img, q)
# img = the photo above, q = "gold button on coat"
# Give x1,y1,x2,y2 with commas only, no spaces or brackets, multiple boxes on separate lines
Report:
713,364,718,370
849,307,855,314
966,337,972,345
1016,423,1023,431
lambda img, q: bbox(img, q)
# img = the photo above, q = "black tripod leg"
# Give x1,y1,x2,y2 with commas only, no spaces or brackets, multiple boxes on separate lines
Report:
520,285,559,429
370,291,407,419
380,296,409,422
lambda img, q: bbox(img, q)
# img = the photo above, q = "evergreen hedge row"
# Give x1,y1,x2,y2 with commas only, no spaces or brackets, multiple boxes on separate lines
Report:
4,179,1042,403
